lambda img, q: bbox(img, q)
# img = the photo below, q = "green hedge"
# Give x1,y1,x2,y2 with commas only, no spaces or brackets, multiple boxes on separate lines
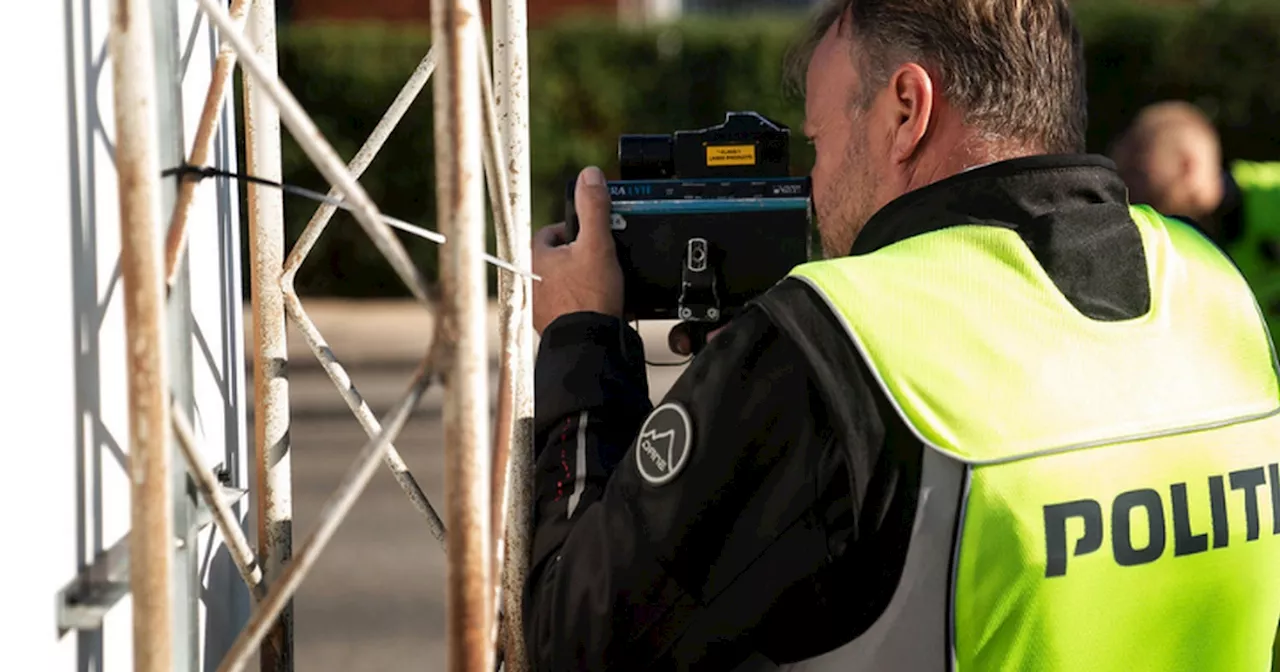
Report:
251,1,1280,298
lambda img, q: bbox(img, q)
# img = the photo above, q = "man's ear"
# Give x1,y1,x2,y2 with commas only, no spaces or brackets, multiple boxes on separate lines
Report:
887,63,934,164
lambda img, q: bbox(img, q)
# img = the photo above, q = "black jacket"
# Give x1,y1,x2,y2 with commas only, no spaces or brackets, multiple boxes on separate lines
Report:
523,154,1156,671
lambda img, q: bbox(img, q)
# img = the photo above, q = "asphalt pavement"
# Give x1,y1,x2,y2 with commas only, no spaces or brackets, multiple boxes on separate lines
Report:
243,299,686,670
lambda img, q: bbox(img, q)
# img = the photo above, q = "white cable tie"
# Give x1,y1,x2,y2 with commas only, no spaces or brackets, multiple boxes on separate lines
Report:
284,183,541,282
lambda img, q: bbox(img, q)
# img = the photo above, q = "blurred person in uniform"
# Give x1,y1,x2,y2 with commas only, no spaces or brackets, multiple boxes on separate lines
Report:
523,1,1280,670
1112,100,1280,337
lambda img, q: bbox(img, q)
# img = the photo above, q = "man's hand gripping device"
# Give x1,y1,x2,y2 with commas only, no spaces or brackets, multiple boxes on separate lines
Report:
565,111,814,354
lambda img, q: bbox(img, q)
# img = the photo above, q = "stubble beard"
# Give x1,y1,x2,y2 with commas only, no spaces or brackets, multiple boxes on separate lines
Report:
817,135,877,259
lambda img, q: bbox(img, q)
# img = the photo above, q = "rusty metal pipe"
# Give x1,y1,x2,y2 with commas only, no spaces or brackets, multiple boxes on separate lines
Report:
240,0,293,669
476,34,523,665
477,24,514,591
163,0,251,290
108,0,174,669
489,0,535,665
172,405,267,601
216,353,439,672
431,0,494,669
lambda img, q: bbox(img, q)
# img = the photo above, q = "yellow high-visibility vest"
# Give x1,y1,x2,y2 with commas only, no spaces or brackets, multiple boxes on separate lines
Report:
778,206,1280,671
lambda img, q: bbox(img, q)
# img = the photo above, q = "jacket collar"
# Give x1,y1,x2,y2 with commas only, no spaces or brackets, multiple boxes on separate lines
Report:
849,154,1127,256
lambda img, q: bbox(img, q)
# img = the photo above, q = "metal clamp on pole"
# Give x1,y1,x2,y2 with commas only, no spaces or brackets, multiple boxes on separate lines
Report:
678,237,721,323
55,536,132,634
55,533,200,634
192,481,251,533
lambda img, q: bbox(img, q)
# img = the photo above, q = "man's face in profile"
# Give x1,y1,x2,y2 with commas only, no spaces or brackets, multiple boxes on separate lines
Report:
804,17,882,259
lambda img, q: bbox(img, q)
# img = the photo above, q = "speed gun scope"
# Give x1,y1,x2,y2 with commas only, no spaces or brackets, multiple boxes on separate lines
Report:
565,111,813,325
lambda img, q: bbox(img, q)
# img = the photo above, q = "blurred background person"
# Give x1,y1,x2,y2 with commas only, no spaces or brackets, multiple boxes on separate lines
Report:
1111,102,1232,242
1112,100,1280,339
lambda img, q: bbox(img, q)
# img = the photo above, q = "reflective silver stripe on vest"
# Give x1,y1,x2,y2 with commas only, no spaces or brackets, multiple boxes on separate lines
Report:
731,448,967,671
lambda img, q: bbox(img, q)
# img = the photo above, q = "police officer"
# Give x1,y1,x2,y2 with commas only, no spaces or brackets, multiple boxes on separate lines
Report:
1112,100,1280,342
525,0,1280,669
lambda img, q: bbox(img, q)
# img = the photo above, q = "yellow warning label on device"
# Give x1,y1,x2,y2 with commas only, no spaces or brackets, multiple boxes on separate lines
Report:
706,144,756,167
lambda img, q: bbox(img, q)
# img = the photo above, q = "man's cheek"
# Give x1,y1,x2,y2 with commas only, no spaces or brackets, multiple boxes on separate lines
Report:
809,164,831,201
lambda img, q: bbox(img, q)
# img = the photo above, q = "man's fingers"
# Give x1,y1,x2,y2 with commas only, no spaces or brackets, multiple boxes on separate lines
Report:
573,166,616,251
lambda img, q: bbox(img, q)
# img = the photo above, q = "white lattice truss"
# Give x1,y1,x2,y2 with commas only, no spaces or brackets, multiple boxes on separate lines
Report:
109,0,536,669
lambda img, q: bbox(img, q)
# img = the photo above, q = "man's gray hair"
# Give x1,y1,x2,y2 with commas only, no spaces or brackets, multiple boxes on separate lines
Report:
785,0,1088,154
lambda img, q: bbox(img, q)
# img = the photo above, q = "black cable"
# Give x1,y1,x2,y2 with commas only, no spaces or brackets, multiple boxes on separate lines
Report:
164,163,343,208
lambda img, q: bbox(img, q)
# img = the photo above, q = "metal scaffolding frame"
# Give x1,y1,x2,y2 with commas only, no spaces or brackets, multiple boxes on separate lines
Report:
107,0,537,668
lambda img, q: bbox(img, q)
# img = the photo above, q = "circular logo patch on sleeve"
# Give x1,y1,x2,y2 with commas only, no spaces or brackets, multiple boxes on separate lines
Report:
635,402,693,486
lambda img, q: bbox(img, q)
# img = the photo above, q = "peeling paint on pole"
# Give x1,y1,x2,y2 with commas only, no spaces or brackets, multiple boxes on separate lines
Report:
242,0,294,669
493,0,535,668
432,0,494,669
108,0,175,669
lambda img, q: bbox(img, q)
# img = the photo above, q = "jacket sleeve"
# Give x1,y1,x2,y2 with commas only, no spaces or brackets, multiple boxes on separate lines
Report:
524,307,844,670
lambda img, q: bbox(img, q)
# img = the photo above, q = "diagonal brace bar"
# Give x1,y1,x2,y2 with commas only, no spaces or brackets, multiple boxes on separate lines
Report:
216,349,441,672
164,0,252,290
282,291,447,546
172,404,267,601
281,48,438,286
194,0,434,307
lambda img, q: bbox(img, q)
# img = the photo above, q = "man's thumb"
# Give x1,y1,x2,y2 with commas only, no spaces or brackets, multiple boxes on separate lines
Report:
574,166,615,249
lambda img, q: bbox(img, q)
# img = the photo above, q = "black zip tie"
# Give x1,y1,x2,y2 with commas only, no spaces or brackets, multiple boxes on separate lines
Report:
165,164,342,207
